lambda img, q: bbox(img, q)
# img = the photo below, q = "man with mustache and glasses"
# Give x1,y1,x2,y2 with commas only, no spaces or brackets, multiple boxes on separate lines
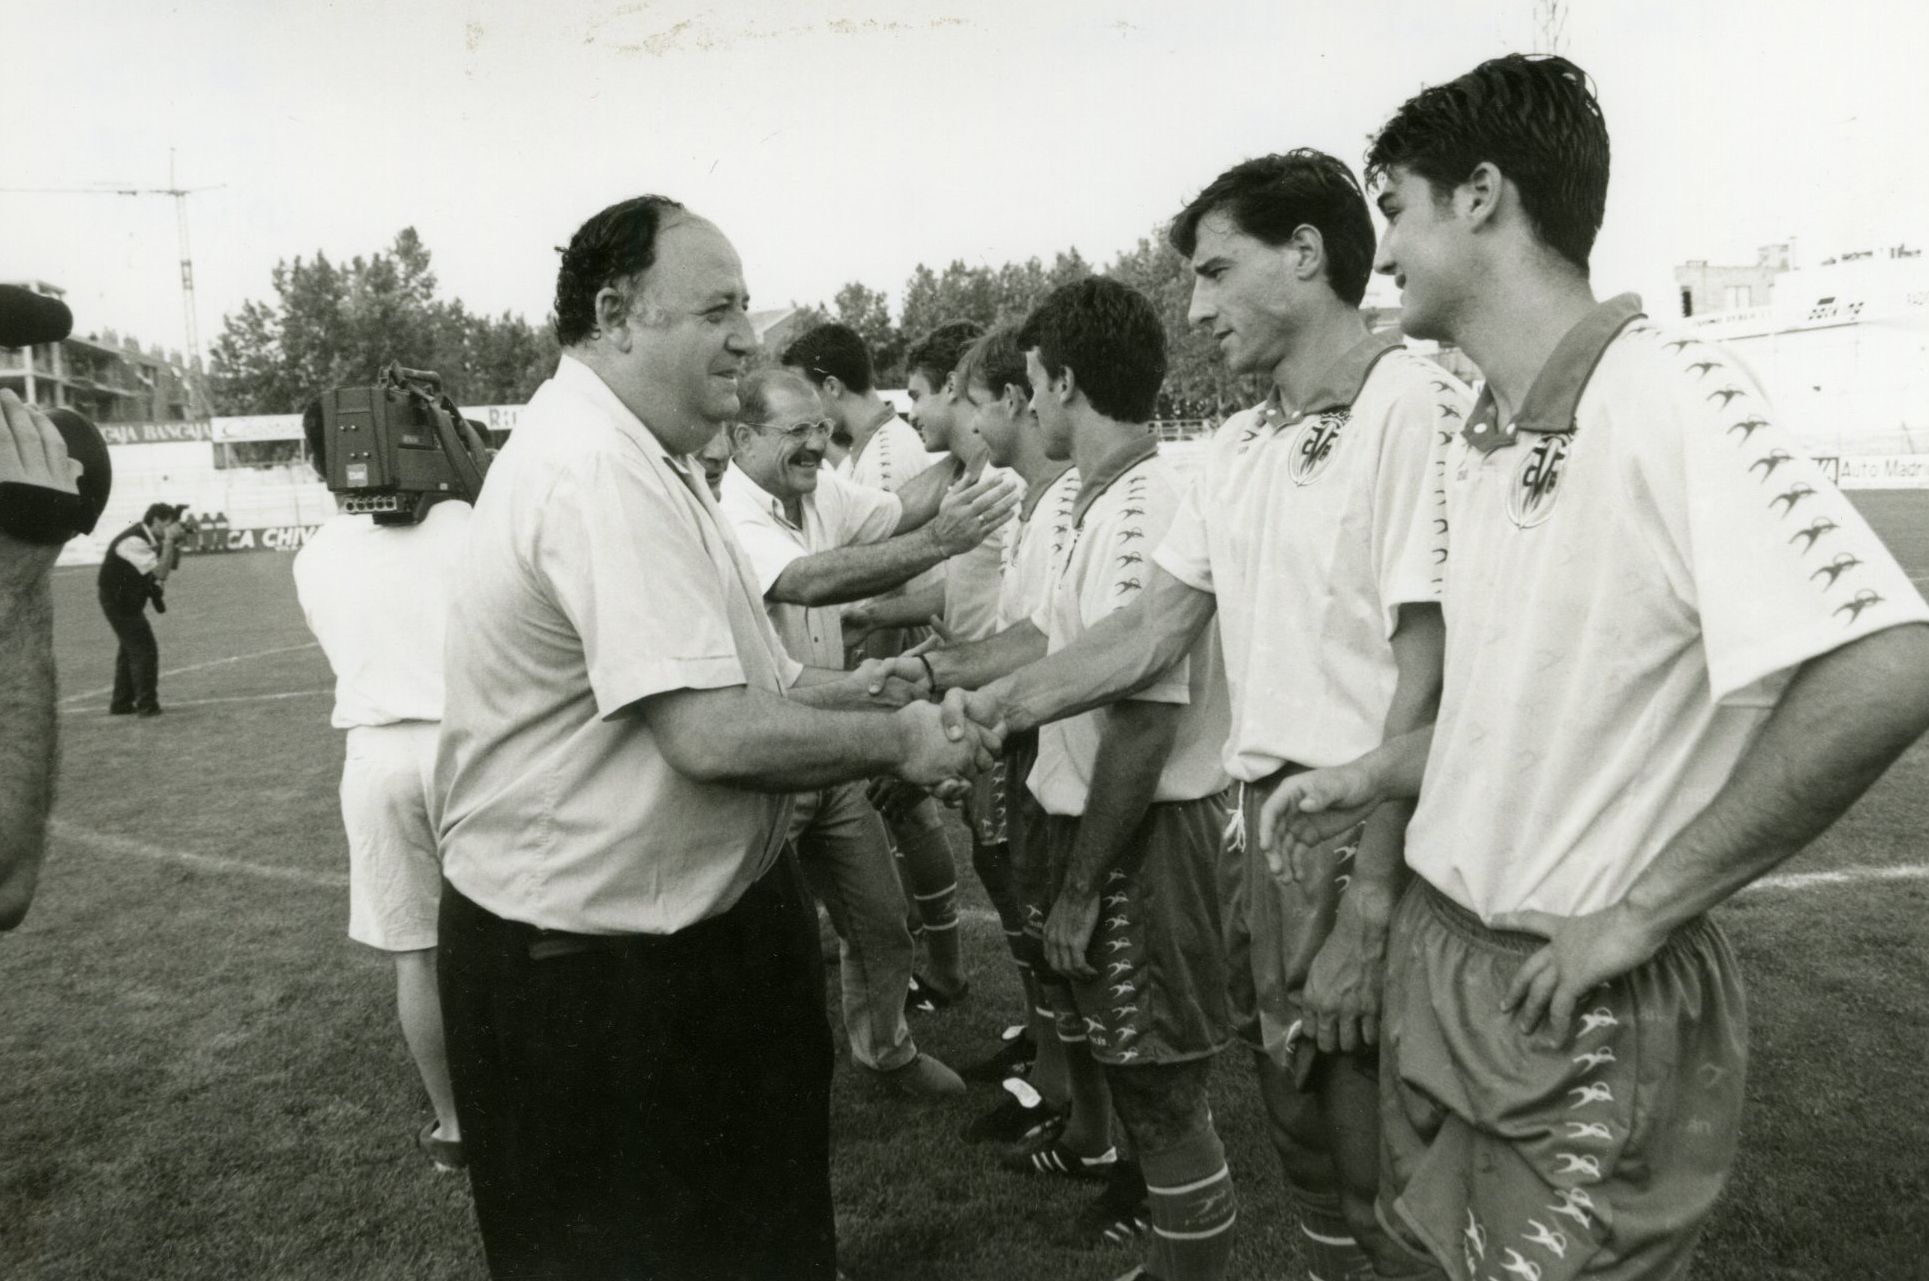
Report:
719,365,1018,1097
433,196,1000,1281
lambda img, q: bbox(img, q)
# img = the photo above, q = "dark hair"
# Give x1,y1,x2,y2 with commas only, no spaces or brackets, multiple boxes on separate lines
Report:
302,398,326,479
904,320,985,390
781,323,875,395
552,194,688,346
142,502,178,525
1016,278,1166,423
735,367,818,428
1365,54,1608,274
956,324,1029,404
1167,150,1376,307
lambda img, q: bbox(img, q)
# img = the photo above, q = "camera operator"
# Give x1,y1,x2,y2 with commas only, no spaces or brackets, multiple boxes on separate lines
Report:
0,390,82,928
97,501,186,717
291,397,488,1173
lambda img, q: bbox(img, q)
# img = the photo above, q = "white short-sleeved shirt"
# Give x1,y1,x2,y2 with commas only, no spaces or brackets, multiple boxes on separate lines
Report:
436,355,804,936
997,464,1080,632
1030,440,1231,816
113,528,160,575
841,413,948,603
1154,332,1468,780
945,463,1022,643
1407,295,1929,922
293,500,471,729
717,461,903,670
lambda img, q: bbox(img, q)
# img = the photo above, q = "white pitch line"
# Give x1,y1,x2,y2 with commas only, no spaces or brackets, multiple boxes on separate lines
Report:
60,641,322,705
1741,863,1929,894
48,819,347,890
63,688,332,713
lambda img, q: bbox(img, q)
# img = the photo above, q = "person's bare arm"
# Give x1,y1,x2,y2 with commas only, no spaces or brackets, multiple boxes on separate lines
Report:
890,456,963,531
640,684,996,793
787,660,926,710
1254,726,1436,868
1043,700,1180,980
1298,603,1445,1053
1499,622,1929,1042
843,585,946,639
771,472,1017,608
942,565,1216,729
0,392,77,930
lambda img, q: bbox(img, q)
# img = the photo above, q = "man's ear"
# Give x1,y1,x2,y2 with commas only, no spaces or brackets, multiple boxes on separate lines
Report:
1001,382,1028,417
592,285,634,348
819,374,846,402
1286,222,1328,287
1460,161,1504,231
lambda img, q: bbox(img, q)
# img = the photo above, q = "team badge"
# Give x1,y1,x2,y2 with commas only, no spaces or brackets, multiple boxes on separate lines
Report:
1286,409,1349,485
1506,434,1569,528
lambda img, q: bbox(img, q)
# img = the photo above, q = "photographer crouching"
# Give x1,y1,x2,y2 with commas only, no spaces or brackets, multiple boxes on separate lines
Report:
291,368,491,1173
97,502,187,717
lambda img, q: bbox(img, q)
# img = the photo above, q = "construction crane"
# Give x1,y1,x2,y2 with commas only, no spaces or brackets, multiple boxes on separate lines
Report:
0,150,223,367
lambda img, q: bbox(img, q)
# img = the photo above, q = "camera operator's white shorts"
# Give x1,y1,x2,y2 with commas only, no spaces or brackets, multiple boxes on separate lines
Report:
340,721,443,953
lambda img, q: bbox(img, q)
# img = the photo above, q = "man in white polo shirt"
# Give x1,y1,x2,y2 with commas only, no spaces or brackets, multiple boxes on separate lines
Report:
718,365,1018,1097
433,195,994,1281
938,152,1463,1279
1262,55,1929,1280
924,278,1240,1281
292,399,482,1174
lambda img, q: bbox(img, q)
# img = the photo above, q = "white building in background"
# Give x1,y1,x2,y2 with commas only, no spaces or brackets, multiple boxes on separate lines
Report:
1675,242,1929,465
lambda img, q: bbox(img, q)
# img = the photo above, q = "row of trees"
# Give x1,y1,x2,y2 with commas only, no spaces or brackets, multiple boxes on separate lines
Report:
209,228,558,415
209,226,1255,417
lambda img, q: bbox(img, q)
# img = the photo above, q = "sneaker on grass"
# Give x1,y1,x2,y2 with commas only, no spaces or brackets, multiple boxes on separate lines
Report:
962,1075,1063,1143
959,1024,1035,1083
863,1051,966,1099
1062,1158,1150,1250
998,1129,1119,1180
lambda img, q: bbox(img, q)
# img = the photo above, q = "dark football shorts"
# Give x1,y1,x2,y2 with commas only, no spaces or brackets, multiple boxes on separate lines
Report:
1039,792,1233,1067
1377,879,1747,1281
1225,768,1363,1085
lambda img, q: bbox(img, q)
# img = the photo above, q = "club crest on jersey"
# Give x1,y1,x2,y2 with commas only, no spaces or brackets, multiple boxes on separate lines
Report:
1507,433,1570,528
1287,409,1349,486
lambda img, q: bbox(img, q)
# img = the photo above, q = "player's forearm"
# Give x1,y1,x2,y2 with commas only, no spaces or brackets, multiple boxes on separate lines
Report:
987,579,1214,734
644,684,905,792
1061,702,1180,897
891,458,960,532
925,621,1047,692
1353,726,1435,802
1350,604,1446,895
0,554,58,929
856,584,946,630
1622,622,1929,936
769,531,948,607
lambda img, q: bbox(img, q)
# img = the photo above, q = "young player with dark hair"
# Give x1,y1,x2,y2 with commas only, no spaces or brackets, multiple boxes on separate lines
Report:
1258,55,1929,1279
924,277,1240,1281
933,152,1467,1280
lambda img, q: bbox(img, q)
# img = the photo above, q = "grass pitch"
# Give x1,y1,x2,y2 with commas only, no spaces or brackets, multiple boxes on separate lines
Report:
4,492,1928,1280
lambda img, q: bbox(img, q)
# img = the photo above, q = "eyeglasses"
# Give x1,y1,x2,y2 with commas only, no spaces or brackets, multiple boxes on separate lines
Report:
741,418,835,445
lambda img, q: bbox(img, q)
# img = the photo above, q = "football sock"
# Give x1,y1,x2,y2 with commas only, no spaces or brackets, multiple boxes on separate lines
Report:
1142,1125,1236,1281
893,820,964,992
1045,991,1114,1155
1023,970,1070,1102
1284,1184,1374,1281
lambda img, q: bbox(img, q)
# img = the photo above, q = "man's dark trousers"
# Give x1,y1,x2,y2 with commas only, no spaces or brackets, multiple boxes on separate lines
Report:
101,602,159,713
439,850,837,1281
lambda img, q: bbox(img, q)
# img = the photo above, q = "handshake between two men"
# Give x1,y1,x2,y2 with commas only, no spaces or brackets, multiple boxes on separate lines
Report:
842,648,1008,805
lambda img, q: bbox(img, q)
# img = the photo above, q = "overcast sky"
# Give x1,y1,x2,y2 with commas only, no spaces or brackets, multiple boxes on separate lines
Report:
4,0,1923,366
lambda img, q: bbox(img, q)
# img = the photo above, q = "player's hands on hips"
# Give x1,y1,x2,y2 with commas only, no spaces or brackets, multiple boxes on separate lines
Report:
1258,759,1384,884
929,472,1022,556
0,390,81,577
1045,887,1101,981
1494,900,1668,1044
1302,881,1395,1053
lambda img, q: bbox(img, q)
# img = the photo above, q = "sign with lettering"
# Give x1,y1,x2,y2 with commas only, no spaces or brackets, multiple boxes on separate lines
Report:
99,420,213,446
